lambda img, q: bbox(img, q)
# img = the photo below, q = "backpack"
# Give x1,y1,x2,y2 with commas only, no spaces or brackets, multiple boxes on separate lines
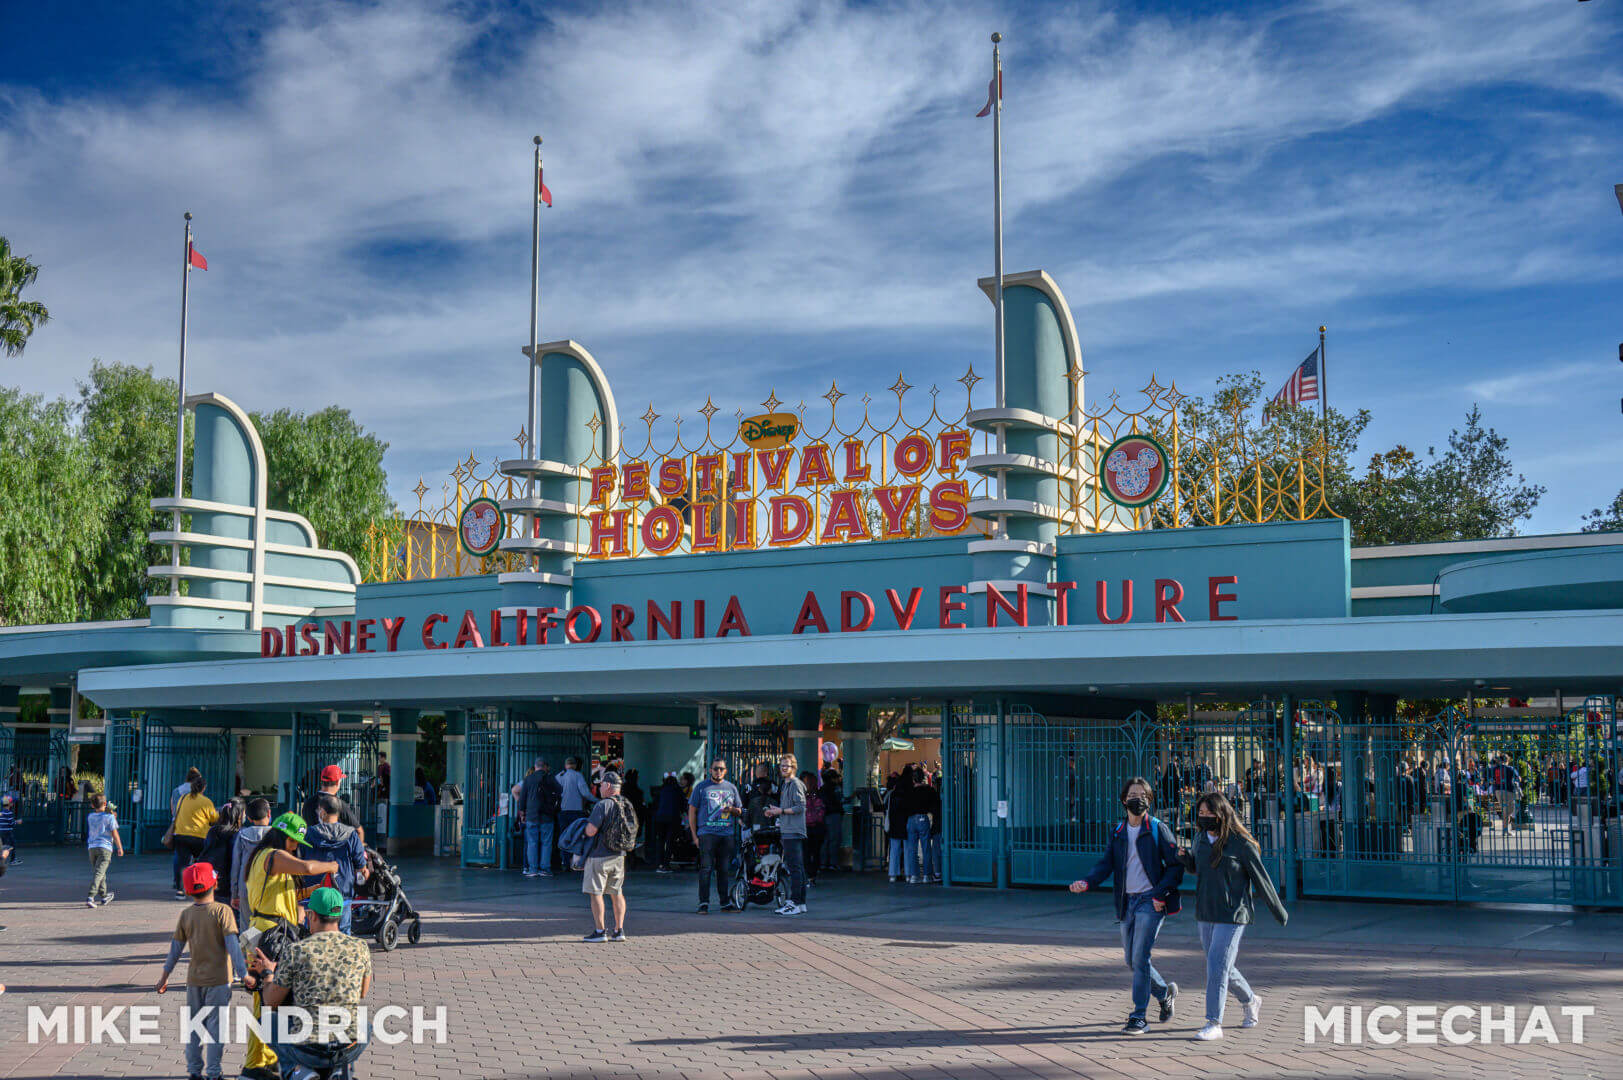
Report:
539,774,562,817
602,797,639,854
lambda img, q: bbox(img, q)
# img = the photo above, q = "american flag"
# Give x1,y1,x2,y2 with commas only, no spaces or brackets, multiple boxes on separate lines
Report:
1272,350,1320,406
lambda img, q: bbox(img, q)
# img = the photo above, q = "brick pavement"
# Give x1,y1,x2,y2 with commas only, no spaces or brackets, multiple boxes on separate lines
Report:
0,849,1618,1079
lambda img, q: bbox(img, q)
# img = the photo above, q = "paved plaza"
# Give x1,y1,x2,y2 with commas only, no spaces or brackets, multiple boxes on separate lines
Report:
1,848,1620,1079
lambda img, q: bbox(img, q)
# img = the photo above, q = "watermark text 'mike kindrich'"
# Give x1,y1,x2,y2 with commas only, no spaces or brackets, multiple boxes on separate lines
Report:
1304,1004,1594,1045
26,1005,448,1046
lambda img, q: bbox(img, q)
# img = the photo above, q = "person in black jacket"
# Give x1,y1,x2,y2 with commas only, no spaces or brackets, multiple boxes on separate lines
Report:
1176,792,1287,1041
649,773,685,872
885,770,914,882
1070,777,1183,1034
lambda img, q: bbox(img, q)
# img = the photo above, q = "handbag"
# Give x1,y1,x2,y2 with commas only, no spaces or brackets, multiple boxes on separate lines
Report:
161,822,175,850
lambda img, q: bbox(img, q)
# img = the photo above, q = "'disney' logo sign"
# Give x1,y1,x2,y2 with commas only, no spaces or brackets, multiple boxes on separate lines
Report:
1101,434,1169,509
739,412,799,449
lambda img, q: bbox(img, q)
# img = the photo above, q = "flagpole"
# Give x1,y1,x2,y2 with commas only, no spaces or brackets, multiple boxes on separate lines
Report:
991,32,1007,538
171,211,193,595
1318,324,1328,427
528,136,543,569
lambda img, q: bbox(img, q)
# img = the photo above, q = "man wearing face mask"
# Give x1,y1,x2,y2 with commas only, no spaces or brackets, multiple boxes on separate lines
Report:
1069,776,1184,1034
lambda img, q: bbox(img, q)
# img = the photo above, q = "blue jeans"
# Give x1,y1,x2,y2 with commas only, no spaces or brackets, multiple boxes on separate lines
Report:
268,1027,367,1079
905,814,931,878
185,984,232,1079
1198,921,1254,1025
888,837,905,877
1120,892,1170,1020
524,820,554,874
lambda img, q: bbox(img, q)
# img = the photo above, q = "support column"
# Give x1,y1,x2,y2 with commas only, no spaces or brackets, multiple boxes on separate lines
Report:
837,704,871,870
790,701,821,776
995,696,1009,890
387,708,426,857
1280,694,1297,903
278,715,298,812
444,709,467,806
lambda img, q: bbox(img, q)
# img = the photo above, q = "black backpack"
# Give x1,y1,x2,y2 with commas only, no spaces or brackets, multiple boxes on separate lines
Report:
602,797,639,854
539,774,563,817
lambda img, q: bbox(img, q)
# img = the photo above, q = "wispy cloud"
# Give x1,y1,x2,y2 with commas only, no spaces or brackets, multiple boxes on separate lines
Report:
1,0,1619,529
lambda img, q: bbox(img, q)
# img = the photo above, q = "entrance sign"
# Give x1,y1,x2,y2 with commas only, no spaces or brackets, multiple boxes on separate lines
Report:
578,380,986,560
256,574,1247,657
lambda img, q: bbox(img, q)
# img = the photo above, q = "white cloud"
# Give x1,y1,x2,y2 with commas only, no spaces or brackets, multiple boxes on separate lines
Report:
1,0,1619,529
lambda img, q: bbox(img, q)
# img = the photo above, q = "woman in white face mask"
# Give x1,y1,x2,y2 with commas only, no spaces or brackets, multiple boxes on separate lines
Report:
1069,777,1185,1034
1177,792,1289,1041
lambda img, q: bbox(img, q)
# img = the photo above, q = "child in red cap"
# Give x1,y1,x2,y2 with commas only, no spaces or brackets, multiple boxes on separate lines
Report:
158,861,247,1080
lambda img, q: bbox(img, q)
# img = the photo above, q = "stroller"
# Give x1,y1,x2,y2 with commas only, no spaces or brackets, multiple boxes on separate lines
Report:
737,825,788,910
347,847,422,951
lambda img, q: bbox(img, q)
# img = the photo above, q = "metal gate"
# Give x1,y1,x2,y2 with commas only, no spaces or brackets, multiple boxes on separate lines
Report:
461,710,503,866
293,716,383,837
138,721,234,851
105,718,141,851
945,702,1284,889
501,719,592,869
1153,705,1287,886
943,702,998,884
712,709,788,794
1295,698,1622,907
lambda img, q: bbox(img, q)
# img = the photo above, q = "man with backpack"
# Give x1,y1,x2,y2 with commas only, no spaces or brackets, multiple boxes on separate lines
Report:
519,757,562,877
581,771,637,942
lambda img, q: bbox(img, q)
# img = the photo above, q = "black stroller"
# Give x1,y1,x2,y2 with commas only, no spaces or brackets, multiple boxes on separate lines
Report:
737,825,788,910
348,847,422,951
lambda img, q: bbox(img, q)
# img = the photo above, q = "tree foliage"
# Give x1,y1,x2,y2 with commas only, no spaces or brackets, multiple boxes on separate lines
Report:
1581,489,1623,533
0,388,107,624
1161,373,1542,545
77,362,190,620
253,405,394,566
1344,407,1544,545
0,236,50,357
0,363,394,626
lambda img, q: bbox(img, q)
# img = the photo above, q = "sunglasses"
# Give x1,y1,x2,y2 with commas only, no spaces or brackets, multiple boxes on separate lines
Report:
711,766,726,773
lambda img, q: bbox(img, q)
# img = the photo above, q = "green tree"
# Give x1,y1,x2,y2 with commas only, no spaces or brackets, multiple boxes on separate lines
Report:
0,237,50,357
0,389,108,625
1348,407,1544,545
253,405,394,570
77,362,190,620
1581,489,1623,533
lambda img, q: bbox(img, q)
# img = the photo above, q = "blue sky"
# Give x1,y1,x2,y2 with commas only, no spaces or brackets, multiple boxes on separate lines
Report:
3,0,1620,531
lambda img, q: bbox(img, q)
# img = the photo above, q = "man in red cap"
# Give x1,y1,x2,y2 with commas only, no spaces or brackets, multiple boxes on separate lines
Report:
301,764,364,845
158,862,247,1080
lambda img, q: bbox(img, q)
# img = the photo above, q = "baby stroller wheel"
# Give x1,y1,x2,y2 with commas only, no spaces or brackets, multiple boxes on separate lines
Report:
378,918,400,952
407,917,422,945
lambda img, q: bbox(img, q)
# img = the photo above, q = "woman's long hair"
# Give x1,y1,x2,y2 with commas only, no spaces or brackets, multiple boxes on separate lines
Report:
1197,791,1256,865
214,799,243,838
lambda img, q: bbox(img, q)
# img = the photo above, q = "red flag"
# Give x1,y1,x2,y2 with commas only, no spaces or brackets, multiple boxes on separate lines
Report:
187,243,208,271
976,71,1002,118
538,167,552,208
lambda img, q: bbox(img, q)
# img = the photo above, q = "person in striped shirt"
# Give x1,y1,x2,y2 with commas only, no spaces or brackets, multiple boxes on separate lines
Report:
0,795,18,866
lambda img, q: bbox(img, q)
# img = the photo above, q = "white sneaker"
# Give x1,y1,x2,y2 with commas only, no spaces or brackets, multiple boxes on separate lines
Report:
1242,994,1261,1028
85,897,96,908
1194,1022,1223,1041
778,903,806,916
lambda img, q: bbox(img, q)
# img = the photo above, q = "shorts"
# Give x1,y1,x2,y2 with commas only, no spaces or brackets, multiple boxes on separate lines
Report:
582,854,625,896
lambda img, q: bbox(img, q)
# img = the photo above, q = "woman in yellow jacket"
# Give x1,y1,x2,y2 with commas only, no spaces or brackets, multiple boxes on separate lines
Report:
239,813,337,1080
170,776,217,899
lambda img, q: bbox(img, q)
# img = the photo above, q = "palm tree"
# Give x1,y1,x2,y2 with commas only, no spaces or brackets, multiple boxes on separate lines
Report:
0,236,50,357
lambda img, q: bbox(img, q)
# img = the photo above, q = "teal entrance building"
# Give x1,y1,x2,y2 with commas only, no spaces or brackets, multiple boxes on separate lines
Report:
2,270,1619,908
